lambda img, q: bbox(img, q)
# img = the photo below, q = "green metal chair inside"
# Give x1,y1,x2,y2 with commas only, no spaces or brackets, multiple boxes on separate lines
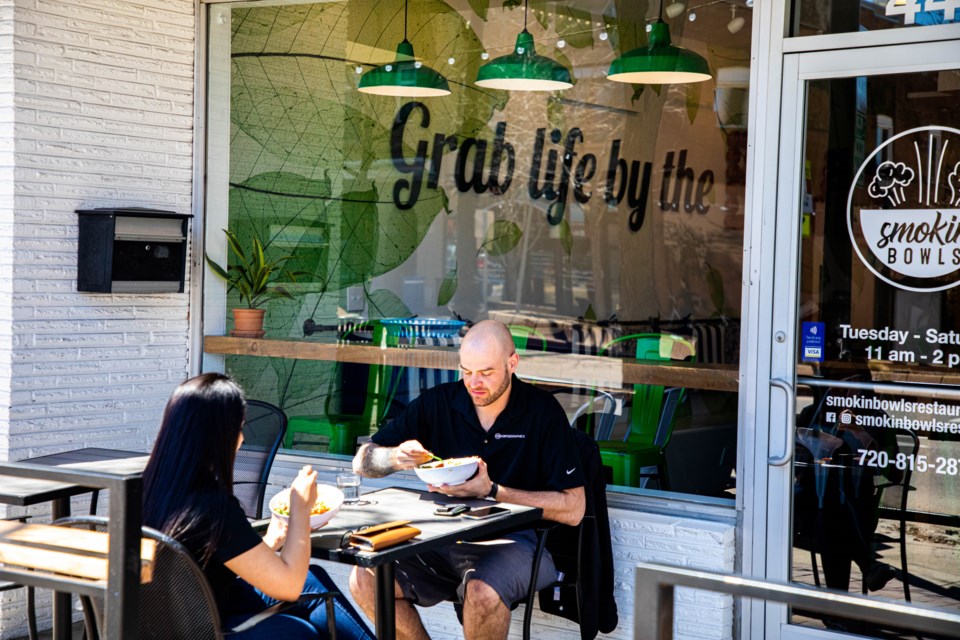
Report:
594,333,695,488
284,321,405,454
508,324,549,352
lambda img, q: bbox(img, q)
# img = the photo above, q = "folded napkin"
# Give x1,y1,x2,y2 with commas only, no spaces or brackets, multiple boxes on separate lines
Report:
347,520,421,551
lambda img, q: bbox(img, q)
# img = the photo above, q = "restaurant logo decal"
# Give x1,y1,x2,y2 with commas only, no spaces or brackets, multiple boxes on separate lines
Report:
847,125,960,292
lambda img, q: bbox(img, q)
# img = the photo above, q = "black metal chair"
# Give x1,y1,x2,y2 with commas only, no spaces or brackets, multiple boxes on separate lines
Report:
57,516,338,640
524,428,618,640
798,417,917,601
869,427,919,601
234,399,288,519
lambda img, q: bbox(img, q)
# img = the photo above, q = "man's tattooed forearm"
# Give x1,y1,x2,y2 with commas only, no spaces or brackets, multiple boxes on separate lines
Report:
360,444,396,477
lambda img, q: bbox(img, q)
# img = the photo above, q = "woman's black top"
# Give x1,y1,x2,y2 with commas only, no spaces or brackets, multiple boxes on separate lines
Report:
179,492,263,614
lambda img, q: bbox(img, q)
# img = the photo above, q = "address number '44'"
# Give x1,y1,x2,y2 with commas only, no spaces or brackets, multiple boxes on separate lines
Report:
887,0,960,24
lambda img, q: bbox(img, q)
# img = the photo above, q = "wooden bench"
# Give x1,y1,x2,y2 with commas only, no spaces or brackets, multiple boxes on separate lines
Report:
0,520,155,587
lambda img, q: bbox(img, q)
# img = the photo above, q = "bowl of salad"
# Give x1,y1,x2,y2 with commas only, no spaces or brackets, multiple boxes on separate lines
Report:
269,484,344,529
414,456,480,486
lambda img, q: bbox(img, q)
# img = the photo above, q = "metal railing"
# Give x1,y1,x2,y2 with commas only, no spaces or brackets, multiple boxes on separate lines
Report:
634,561,960,639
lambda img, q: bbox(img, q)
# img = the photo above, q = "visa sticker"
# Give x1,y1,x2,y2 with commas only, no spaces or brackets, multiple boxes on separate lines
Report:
801,322,825,362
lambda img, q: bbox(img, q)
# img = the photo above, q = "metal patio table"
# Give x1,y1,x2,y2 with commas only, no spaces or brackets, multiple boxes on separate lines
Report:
0,447,149,640
307,487,543,640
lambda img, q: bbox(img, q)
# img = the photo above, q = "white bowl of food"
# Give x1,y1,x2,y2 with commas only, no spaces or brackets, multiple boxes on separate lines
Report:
414,456,480,486
269,484,344,529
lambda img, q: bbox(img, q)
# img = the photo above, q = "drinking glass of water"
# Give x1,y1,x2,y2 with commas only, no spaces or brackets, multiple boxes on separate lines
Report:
337,472,361,504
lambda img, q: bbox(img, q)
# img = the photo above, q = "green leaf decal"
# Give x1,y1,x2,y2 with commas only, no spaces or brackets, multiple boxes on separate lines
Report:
440,188,451,214
686,81,701,124
534,6,549,30
480,220,523,256
437,267,458,306
706,262,725,313
367,288,412,319
339,188,380,283
466,0,489,20
555,6,594,49
547,96,566,131
559,218,573,257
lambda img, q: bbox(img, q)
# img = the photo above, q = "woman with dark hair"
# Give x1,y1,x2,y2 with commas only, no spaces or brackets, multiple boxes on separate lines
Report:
142,373,373,639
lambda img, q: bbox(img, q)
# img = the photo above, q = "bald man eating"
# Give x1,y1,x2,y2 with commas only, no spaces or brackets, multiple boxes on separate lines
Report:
350,319,585,640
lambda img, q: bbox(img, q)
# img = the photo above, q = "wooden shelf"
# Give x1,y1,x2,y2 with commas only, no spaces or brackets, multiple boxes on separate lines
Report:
203,336,739,392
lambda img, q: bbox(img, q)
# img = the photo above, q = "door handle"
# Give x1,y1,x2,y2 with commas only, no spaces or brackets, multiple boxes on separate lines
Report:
768,378,795,466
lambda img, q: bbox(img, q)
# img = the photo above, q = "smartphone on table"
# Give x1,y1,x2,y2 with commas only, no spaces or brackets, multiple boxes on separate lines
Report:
434,504,469,516
462,506,510,520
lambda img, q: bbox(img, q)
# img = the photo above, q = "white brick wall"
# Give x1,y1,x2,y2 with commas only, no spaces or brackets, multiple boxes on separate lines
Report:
0,1,195,636
269,455,738,640
4,0,194,459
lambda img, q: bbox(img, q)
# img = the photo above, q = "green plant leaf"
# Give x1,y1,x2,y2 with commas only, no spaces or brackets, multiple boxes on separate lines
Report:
480,220,523,256
224,229,246,263
204,254,229,281
559,218,573,257
437,267,458,306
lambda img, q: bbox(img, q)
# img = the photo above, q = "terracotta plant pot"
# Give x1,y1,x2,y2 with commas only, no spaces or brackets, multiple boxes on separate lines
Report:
231,308,266,338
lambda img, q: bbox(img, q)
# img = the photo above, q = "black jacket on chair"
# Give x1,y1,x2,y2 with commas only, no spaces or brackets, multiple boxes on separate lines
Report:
538,428,618,640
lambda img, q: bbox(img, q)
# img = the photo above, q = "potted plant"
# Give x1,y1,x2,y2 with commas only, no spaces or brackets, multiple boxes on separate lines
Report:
205,229,304,337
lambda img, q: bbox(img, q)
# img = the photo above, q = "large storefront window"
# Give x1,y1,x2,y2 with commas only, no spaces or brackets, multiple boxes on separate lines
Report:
790,67,960,632
201,0,749,498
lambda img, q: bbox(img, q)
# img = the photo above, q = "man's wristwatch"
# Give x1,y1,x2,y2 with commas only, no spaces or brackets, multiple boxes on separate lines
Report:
486,482,499,500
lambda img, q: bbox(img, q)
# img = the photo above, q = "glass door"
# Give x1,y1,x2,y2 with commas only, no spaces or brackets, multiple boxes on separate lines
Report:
768,40,960,640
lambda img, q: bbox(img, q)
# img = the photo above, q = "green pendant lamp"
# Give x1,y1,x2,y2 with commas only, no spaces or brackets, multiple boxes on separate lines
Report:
475,0,573,91
358,0,450,97
607,0,710,85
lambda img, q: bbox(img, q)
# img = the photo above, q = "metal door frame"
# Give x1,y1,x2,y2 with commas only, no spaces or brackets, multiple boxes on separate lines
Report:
752,36,960,640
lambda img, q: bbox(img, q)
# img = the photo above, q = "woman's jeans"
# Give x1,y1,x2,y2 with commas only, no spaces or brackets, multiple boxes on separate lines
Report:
222,564,374,640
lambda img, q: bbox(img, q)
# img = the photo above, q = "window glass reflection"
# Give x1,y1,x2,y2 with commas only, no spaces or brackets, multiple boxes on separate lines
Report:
204,0,749,497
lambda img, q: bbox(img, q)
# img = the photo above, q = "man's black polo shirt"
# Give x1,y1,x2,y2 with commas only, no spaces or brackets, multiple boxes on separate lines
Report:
372,375,585,492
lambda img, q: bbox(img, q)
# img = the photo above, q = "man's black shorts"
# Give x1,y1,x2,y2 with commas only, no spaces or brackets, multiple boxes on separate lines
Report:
394,530,557,608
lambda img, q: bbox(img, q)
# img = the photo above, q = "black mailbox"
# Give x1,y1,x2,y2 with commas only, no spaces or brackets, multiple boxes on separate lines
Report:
77,207,192,293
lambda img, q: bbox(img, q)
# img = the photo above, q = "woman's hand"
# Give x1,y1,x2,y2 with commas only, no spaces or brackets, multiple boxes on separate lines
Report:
288,465,318,517
262,514,288,551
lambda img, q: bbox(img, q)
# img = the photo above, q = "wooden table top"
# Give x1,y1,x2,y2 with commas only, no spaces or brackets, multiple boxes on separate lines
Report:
204,335,739,392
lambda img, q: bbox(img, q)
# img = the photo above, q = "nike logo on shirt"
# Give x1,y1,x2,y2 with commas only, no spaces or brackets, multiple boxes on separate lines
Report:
566,468,576,474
